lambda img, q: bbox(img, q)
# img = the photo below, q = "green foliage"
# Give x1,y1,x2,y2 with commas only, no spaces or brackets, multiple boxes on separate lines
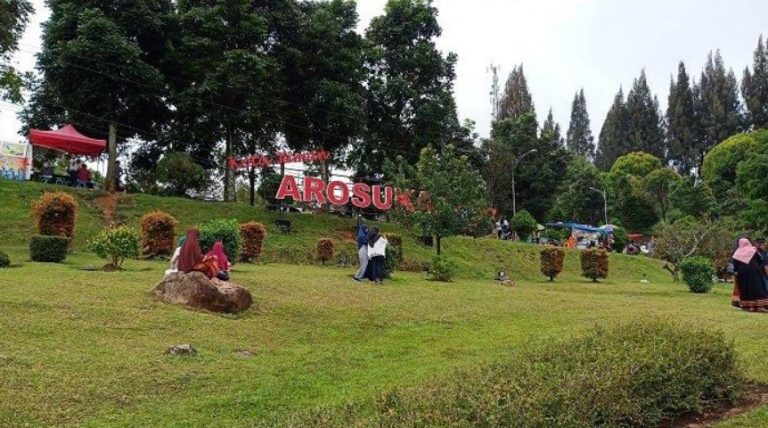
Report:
284,321,742,427
540,108,564,147
428,255,456,282
641,167,681,221
566,89,594,158
737,144,768,231
698,51,747,156
702,130,768,196
595,89,630,170
679,256,715,293
670,176,716,220
498,64,536,122
610,151,662,179
87,226,139,269
155,153,207,197
0,0,33,103
0,250,10,268
654,218,734,281
580,249,609,282
540,247,565,281
33,191,78,238
316,238,334,265
29,235,69,263
257,171,284,205
743,37,768,129
199,219,240,263
667,62,700,173
624,71,666,160
612,175,659,232
550,157,605,225
611,226,629,253
510,209,537,239
383,245,400,279
386,234,404,266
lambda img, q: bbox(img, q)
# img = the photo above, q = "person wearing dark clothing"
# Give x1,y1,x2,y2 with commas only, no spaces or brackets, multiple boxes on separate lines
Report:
353,224,369,281
364,227,387,284
732,238,768,312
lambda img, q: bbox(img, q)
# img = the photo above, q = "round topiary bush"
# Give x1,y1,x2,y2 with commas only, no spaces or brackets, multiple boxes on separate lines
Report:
679,256,715,293
30,235,70,263
199,219,240,263
0,250,10,268
540,247,565,281
140,211,177,258
580,249,609,282
87,226,140,270
510,209,537,241
239,222,267,262
317,238,334,265
428,255,456,282
33,191,78,238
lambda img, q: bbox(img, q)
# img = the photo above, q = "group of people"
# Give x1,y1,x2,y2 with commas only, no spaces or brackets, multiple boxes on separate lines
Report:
166,228,232,281
38,155,123,190
731,237,768,312
353,224,388,284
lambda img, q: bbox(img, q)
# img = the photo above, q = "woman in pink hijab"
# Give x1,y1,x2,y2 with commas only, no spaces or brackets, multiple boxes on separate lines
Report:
731,238,768,312
206,241,231,281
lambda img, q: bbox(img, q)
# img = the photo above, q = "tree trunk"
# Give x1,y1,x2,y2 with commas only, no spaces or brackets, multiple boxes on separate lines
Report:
106,123,117,194
436,236,442,256
248,165,256,207
320,160,329,213
224,122,233,202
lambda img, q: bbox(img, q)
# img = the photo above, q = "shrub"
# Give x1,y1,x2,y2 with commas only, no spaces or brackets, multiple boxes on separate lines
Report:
580,248,609,282
156,152,207,197
679,256,715,293
317,238,334,265
87,226,140,270
139,211,177,258
282,321,742,427
383,245,400,279
30,235,69,263
540,247,565,281
428,255,456,282
239,222,267,262
33,191,78,238
611,226,628,253
199,219,240,263
386,234,404,265
0,250,10,268
510,209,537,240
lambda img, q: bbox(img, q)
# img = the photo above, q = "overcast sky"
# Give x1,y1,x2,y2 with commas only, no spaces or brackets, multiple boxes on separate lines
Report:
2,0,767,145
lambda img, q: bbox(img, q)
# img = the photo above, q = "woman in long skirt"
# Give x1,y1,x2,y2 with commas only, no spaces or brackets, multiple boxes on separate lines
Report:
353,224,369,281
732,238,768,312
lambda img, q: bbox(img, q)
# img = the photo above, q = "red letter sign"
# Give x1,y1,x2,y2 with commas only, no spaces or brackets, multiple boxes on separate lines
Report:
275,175,301,201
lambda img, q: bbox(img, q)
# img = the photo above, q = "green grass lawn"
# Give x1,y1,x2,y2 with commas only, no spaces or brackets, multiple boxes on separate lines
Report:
1,244,768,427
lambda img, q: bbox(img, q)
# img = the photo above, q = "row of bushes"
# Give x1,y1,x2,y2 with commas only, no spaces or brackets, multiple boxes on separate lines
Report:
539,247,609,282
277,321,742,427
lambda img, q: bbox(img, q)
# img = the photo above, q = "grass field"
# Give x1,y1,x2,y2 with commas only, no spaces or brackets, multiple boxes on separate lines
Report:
3,181,768,426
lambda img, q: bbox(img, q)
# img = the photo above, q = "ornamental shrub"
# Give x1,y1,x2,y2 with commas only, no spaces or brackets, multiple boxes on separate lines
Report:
317,238,334,265
540,247,565,281
611,226,629,253
510,209,537,240
30,235,69,263
139,211,177,258
428,255,456,282
679,256,715,293
386,234,404,265
87,226,140,270
0,250,10,268
33,191,78,238
199,219,240,263
383,245,400,279
580,248,609,282
239,222,267,262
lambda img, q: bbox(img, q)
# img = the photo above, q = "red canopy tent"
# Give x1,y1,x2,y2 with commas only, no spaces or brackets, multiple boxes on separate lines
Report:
28,124,106,156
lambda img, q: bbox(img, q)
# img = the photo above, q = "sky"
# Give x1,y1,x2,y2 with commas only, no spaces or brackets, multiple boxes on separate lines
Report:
2,0,768,146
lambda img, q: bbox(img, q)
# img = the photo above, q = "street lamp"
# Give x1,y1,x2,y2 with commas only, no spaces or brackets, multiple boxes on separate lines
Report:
511,149,537,216
589,186,608,225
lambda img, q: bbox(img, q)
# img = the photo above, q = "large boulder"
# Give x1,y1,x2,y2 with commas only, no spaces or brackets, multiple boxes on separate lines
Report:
152,272,253,314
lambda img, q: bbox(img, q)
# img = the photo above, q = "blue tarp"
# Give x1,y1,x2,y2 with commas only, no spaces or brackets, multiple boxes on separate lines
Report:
545,222,607,234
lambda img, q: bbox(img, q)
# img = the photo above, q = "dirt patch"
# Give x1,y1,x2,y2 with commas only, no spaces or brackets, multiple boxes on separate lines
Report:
94,194,118,226
675,386,768,427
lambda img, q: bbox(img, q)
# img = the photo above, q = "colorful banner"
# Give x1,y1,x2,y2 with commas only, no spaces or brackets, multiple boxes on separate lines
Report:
0,141,32,180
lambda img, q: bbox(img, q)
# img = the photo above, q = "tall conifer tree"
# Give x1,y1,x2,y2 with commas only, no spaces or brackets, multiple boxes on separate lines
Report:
566,89,595,159
666,62,700,174
595,88,630,170
497,64,536,124
743,35,768,129
541,108,563,146
697,50,745,155
625,70,665,160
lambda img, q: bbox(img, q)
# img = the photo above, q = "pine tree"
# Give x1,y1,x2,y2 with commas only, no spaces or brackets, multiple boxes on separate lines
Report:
697,50,745,155
566,89,595,159
498,64,536,124
666,62,700,174
595,88,630,170
541,108,563,146
743,35,768,129
625,70,665,160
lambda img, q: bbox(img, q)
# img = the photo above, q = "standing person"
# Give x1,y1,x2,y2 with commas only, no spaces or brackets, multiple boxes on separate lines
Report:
40,161,54,182
353,224,369,281
756,238,768,260
366,227,388,284
67,156,79,185
731,238,768,312
495,219,501,239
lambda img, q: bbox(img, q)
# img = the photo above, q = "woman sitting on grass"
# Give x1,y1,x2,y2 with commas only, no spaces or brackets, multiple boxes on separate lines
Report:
731,238,768,313
206,241,231,281
177,229,219,280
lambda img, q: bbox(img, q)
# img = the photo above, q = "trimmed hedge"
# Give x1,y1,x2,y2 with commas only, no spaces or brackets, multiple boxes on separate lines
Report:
239,222,267,262
33,191,78,238
317,238,334,265
679,256,715,293
581,248,609,282
0,250,9,268
279,321,742,427
540,247,565,281
199,219,240,263
140,211,177,258
30,235,70,263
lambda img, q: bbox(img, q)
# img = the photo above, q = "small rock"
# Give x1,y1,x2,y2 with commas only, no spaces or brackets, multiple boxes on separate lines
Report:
166,344,197,356
236,350,255,358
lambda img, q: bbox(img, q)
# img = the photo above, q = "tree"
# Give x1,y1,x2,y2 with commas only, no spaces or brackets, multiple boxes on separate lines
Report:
697,50,745,158
498,64,536,124
641,168,681,222
609,152,663,232
0,0,33,103
510,209,537,241
610,151,662,178
669,176,715,220
625,70,665,160
654,218,733,281
595,88,630,170
666,62,701,174
701,130,768,197
566,89,594,159
354,0,459,176
541,108,564,147
388,145,488,256
155,152,207,197
24,1,172,193
550,157,606,225
743,35,768,129
736,145,768,232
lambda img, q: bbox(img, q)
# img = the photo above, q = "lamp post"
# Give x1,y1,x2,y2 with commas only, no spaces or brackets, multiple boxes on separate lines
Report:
511,149,537,216
589,186,608,225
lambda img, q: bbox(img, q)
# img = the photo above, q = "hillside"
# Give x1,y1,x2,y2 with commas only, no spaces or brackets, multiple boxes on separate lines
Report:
0,180,668,281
